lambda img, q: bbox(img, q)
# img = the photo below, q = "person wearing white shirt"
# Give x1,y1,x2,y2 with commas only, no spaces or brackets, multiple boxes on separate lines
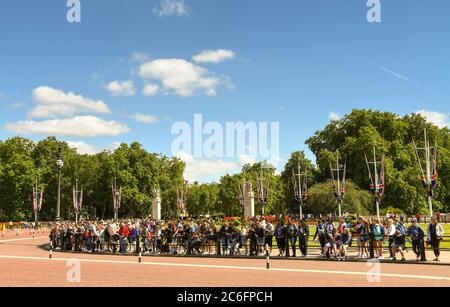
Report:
387,219,396,259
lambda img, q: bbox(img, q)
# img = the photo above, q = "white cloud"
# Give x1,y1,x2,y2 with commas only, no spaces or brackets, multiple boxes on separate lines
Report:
153,0,190,17
176,152,241,183
5,116,130,137
141,83,160,96
329,112,342,121
107,141,122,152
29,86,111,118
104,80,136,96
67,141,102,155
139,58,227,97
238,155,257,166
193,49,236,64
10,101,23,109
129,113,160,124
415,110,450,128
0,92,5,99
67,141,123,155
131,52,151,63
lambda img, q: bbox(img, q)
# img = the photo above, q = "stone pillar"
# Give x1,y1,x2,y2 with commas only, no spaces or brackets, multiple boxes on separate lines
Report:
244,181,255,219
152,189,161,220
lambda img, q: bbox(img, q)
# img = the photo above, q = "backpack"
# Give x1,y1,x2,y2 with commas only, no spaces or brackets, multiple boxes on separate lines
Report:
396,223,406,236
380,225,385,236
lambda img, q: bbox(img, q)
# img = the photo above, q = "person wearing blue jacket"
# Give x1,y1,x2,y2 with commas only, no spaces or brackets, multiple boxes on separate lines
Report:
407,218,425,261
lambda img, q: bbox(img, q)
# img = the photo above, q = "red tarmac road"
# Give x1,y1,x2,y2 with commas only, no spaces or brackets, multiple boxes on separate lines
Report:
1,231,449,287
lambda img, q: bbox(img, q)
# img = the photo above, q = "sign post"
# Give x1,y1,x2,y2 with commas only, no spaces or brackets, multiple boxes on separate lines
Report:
32,180,44,225
72,179,83,223
330,152,346,217
292,161,308,220
112,178,122,220
365,147,386,221
413,129,438,218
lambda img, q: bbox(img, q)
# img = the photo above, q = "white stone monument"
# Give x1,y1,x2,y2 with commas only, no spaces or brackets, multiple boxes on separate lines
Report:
244,181,255,219
152,189,161,220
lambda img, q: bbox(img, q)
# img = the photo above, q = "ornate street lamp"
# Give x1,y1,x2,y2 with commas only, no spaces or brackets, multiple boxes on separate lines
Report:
56,146,64,221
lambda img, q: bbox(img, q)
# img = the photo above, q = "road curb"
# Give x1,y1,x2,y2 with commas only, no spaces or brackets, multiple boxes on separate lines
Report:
41,244,450,267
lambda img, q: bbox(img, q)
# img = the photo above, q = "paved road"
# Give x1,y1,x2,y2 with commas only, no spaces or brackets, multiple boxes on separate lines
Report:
1,232,449,287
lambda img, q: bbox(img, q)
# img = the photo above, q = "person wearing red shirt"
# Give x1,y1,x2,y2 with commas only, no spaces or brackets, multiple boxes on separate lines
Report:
119,223,130,254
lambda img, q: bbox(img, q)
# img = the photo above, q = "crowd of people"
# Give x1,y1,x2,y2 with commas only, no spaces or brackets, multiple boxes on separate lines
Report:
47,214,445,262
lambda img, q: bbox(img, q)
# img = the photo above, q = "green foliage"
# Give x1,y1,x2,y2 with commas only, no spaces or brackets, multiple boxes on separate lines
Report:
305,181,372,216
306,109,450,215
380,206,406,217
186,182,220,217
280,151,316,213
0,138,185,221
345,213,358,227
1,109,450,221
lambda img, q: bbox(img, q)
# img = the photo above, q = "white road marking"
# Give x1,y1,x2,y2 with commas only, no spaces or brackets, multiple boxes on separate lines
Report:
0,236,47,243
0,254,449,282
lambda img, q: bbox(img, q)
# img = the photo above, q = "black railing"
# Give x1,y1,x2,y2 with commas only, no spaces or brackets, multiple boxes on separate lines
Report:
47,232,450,255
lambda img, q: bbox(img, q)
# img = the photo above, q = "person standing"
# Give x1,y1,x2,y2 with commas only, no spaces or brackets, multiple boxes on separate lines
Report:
285,219,297,257
372,218,384,259
297,219,309,257
84,224,92,253
415,213,421,224
141,223,149,253
248,224,258,256
255,223,265,255
275,220,286,257
427,217,444,262
219,222,232,255
118,223,130,255
386,219,396,259
313,219,326,257
239,225,248,256
408,218,425,261
264,221,275,254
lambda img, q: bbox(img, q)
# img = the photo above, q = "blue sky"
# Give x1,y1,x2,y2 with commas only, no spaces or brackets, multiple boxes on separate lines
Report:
1,0,449,182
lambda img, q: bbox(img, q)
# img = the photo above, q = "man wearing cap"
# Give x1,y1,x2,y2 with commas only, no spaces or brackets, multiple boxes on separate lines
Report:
408,218,425,261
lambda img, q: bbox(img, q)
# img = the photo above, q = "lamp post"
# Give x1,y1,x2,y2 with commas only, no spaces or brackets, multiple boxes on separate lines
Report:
56,146,64,221
256,161,273,216
292,161,308,220
112,178,122,220
330,152,346,217
413,129,438,218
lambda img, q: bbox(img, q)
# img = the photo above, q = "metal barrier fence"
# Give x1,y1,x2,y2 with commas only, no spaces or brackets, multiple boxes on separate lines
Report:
48,232,450,256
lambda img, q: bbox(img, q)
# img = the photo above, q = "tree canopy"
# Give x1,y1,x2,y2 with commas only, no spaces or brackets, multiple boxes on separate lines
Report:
1,109,449,221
